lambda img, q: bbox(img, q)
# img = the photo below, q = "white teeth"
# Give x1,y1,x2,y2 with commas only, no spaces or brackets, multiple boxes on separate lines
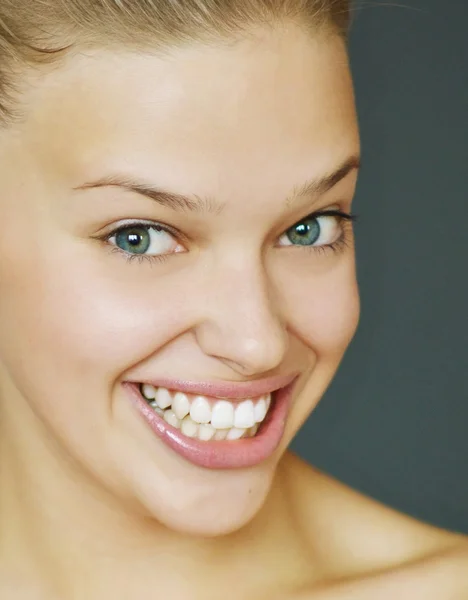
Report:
211,400,235,429
234,400,256,429
163,409,180,429
140,384,273,441
172,392,190,420
142,384,157,400
198,423,216,441
156,407,258,441
180,416,198,438
189,396,212,424
226,427,246,440
213,428,228,441
254,396,268,423
150,402,165,417
155,387,172,409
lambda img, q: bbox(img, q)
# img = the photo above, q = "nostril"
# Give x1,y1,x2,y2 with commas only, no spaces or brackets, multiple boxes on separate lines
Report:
192,298,288,376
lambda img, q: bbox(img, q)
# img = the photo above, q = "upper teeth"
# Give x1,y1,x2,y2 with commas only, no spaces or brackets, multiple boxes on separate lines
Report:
140,384,271,431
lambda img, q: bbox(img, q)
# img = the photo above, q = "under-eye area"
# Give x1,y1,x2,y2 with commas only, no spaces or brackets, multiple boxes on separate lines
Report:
139,384,272,441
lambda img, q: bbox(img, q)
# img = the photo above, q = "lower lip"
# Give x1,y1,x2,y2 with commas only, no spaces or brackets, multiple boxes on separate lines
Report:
125,380,297,470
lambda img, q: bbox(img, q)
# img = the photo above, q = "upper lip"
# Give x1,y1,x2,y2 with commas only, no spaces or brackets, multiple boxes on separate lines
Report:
130,373,299,400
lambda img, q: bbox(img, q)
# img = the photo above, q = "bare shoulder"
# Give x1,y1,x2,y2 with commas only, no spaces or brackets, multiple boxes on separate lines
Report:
306,544,468,599
282,452,468,596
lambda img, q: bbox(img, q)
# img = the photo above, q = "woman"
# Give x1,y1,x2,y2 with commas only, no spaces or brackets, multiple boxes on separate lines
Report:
0,1,467,597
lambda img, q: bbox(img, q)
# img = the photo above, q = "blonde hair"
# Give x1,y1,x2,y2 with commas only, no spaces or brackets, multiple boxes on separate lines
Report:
0,0,350,125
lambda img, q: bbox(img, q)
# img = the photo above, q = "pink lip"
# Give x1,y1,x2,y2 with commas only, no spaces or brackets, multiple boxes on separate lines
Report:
124,376,299,470
129,373,299,400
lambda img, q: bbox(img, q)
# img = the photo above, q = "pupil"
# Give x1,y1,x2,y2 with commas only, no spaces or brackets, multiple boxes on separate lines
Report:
128,233,142,246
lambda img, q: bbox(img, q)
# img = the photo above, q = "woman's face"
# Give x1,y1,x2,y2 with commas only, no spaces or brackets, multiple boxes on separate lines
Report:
0,26,359,536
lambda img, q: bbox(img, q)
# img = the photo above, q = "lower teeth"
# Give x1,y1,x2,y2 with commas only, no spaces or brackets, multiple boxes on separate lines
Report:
149,403,260,441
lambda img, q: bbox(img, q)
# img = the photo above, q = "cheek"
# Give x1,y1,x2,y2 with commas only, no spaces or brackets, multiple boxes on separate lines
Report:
0,241,190,411
283,259,360,358
0,173,182,396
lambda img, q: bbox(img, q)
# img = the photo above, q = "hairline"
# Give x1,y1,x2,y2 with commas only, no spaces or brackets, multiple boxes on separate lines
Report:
2,19,344,129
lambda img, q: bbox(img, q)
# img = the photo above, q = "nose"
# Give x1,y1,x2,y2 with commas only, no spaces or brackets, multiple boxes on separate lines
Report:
193,257,289,377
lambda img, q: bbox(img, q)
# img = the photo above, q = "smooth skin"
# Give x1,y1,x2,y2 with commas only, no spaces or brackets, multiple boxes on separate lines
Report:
0,23,466,599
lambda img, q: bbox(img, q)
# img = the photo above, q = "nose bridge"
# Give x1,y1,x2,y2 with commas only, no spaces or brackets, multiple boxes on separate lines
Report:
195,255,288,375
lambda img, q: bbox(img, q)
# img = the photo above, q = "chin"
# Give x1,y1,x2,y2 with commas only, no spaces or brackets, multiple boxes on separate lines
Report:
112,437,280,538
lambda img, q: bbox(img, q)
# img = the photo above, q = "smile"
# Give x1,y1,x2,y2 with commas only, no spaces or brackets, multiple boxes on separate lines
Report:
125,374,298,470
140,384,271,441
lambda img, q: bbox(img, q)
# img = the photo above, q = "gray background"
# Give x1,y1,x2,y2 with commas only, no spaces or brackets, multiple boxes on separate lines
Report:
291,0,468,535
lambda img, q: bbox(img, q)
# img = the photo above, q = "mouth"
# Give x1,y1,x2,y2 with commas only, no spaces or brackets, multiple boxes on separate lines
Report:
139,384,271,441
124,375,298,470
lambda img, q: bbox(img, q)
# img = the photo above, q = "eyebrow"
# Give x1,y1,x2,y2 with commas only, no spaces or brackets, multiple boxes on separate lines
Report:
73,155,360,214
286,155,361,206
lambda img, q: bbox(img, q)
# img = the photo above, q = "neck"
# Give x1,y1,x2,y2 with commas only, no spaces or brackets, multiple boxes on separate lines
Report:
0,386,310,599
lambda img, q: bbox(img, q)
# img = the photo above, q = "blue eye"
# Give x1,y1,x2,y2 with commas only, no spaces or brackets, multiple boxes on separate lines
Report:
278,213,344,248
115,226,152,254
285,218,321,246
108,224,181,257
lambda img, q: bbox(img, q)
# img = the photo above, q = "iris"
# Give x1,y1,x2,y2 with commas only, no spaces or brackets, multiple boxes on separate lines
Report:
285,218,320,246
115,226,152,254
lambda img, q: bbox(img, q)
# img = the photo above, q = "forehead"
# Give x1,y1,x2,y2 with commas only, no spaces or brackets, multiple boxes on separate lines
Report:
15,27,358,199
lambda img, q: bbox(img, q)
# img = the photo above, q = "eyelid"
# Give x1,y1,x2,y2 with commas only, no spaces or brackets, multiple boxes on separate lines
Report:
97,209,357,246
308,209,356,220
280,208,357,233
100,218,185,243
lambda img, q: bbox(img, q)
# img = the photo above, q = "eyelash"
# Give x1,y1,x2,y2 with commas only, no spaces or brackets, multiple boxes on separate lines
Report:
100,209,358,265
300,209,357,256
